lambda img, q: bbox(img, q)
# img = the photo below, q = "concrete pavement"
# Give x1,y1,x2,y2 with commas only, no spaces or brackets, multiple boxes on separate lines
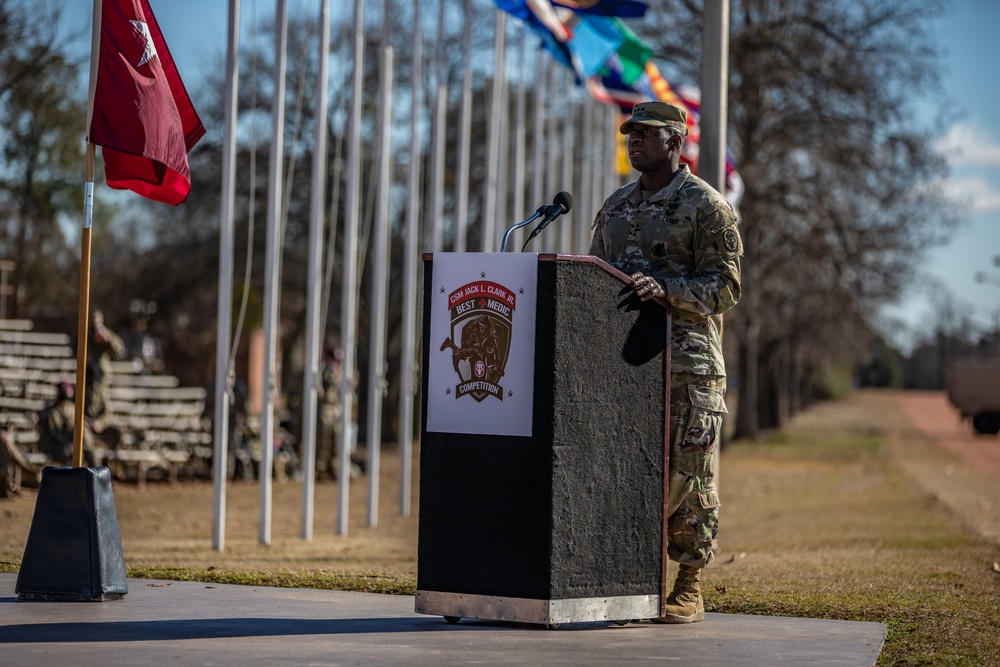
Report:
0,574,884,666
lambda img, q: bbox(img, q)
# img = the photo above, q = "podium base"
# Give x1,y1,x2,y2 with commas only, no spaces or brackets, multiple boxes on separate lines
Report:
15,466,128,602
16,591,125,602
415,590,660,625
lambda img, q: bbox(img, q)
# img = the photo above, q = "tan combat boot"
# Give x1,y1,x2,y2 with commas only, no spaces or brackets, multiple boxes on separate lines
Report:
652,563,704,624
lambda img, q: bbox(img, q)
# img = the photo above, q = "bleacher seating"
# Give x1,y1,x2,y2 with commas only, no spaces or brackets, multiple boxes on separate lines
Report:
0,318,212,488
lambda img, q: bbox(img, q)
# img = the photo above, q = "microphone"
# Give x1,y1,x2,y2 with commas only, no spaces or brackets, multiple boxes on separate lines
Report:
525,191,574,244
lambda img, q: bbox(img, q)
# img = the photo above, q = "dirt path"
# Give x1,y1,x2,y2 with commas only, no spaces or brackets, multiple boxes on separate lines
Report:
895,390,1000,479
891,390,1000,545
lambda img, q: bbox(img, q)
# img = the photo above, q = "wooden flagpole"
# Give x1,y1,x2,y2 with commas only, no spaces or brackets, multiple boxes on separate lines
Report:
72,143,96,468
75,0,102,469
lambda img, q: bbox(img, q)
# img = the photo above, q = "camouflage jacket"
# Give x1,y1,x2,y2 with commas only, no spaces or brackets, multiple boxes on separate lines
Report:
319,361,343,415
589,165,743,375
86,325,126,377
38,398,75,461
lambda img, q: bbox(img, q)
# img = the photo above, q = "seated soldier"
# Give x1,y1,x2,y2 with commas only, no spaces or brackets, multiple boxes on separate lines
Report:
38,382,95,467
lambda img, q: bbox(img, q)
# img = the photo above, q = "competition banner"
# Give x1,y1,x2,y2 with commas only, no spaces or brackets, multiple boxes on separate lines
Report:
427,253,538,437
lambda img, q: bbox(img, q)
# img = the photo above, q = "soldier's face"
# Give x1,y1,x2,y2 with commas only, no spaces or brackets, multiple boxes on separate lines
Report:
627,126,678,173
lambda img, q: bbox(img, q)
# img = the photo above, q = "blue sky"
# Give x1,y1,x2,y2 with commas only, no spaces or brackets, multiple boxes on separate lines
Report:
884,0,1000,349
61,0,1000,351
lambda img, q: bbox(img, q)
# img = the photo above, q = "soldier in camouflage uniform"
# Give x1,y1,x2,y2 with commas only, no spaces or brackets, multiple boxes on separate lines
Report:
315,346,344,480
38,381,95,466
84,310,125,424
589,101,743,624
316,346,366,480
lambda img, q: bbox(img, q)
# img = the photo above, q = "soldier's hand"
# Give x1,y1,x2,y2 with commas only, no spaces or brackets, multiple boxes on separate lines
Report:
630,272,665,301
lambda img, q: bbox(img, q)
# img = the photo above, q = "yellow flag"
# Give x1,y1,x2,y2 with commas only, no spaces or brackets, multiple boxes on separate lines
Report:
615,112,632,176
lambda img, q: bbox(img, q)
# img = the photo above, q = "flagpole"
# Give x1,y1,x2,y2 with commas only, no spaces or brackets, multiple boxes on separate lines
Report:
591,100,604,237
21,0,128,602
701,0,729,553
512,28,526,245
605,105,617,197
550,67,561,254
75,0,104,469
398,0,422,519
339,0,365,536
482,9,506,252
213,0,241,552
429,0,446,252
559,70,574,253
301,0,331,542
259,0,289,546
700,0,728,194
579,97,593,253
531,46,544,252
495,35,509,252
366,2,394,528
72,143,96,469
454,0,472,253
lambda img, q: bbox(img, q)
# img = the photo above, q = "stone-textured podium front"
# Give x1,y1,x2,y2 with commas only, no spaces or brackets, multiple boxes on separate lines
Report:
417,254,669,625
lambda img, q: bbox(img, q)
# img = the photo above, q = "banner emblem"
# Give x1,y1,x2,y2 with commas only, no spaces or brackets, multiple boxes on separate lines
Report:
439,280,516,403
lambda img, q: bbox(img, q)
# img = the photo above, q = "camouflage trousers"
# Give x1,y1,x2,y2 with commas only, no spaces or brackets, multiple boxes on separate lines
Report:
315,405,342,477
667,372,727,569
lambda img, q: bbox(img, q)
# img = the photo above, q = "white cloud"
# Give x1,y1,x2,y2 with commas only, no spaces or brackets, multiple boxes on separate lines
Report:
939,176,1000,213
938,121,1000,166
936,121,1000,212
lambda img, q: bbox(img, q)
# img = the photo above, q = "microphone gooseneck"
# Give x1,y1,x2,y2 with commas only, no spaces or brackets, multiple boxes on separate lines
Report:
524,191,574,246
500,191,574,252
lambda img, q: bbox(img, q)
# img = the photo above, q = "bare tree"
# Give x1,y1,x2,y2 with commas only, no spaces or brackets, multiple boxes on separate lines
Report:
0,0,89,322
107,3,502,440
634,0,956,437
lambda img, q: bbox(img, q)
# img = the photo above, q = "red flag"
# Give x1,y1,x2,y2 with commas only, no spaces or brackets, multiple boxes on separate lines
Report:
87,0,205,205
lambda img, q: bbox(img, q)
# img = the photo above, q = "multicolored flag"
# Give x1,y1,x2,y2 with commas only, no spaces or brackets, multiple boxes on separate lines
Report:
570,15,625,78
551,0,647,17
587,68,646,111
496,0,576,76
601,17,651,87
496,0,646,25
498,0,743,204
87,0,205,205
499,3,645,82
495,0,571,40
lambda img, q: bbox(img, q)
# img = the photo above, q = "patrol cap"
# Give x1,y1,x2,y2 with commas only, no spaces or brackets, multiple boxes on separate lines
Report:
620,101,688,136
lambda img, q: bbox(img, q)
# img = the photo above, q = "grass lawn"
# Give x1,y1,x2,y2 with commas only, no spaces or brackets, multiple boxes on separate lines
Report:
707,391,1000,666
2,390,998,665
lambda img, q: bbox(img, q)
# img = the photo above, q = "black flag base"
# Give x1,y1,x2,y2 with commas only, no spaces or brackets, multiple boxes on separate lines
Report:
15,466,128,601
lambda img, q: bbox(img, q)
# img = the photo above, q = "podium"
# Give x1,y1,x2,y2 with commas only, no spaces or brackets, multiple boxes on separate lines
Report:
416,253,671,626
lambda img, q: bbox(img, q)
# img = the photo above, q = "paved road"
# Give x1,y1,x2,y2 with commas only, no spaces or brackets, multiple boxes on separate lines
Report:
0,574,884,666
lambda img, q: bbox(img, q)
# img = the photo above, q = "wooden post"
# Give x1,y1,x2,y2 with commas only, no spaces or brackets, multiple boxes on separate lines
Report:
72,143,96,468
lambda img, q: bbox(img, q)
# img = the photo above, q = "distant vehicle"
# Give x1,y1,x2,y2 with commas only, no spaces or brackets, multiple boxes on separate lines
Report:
945,358,1000,435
